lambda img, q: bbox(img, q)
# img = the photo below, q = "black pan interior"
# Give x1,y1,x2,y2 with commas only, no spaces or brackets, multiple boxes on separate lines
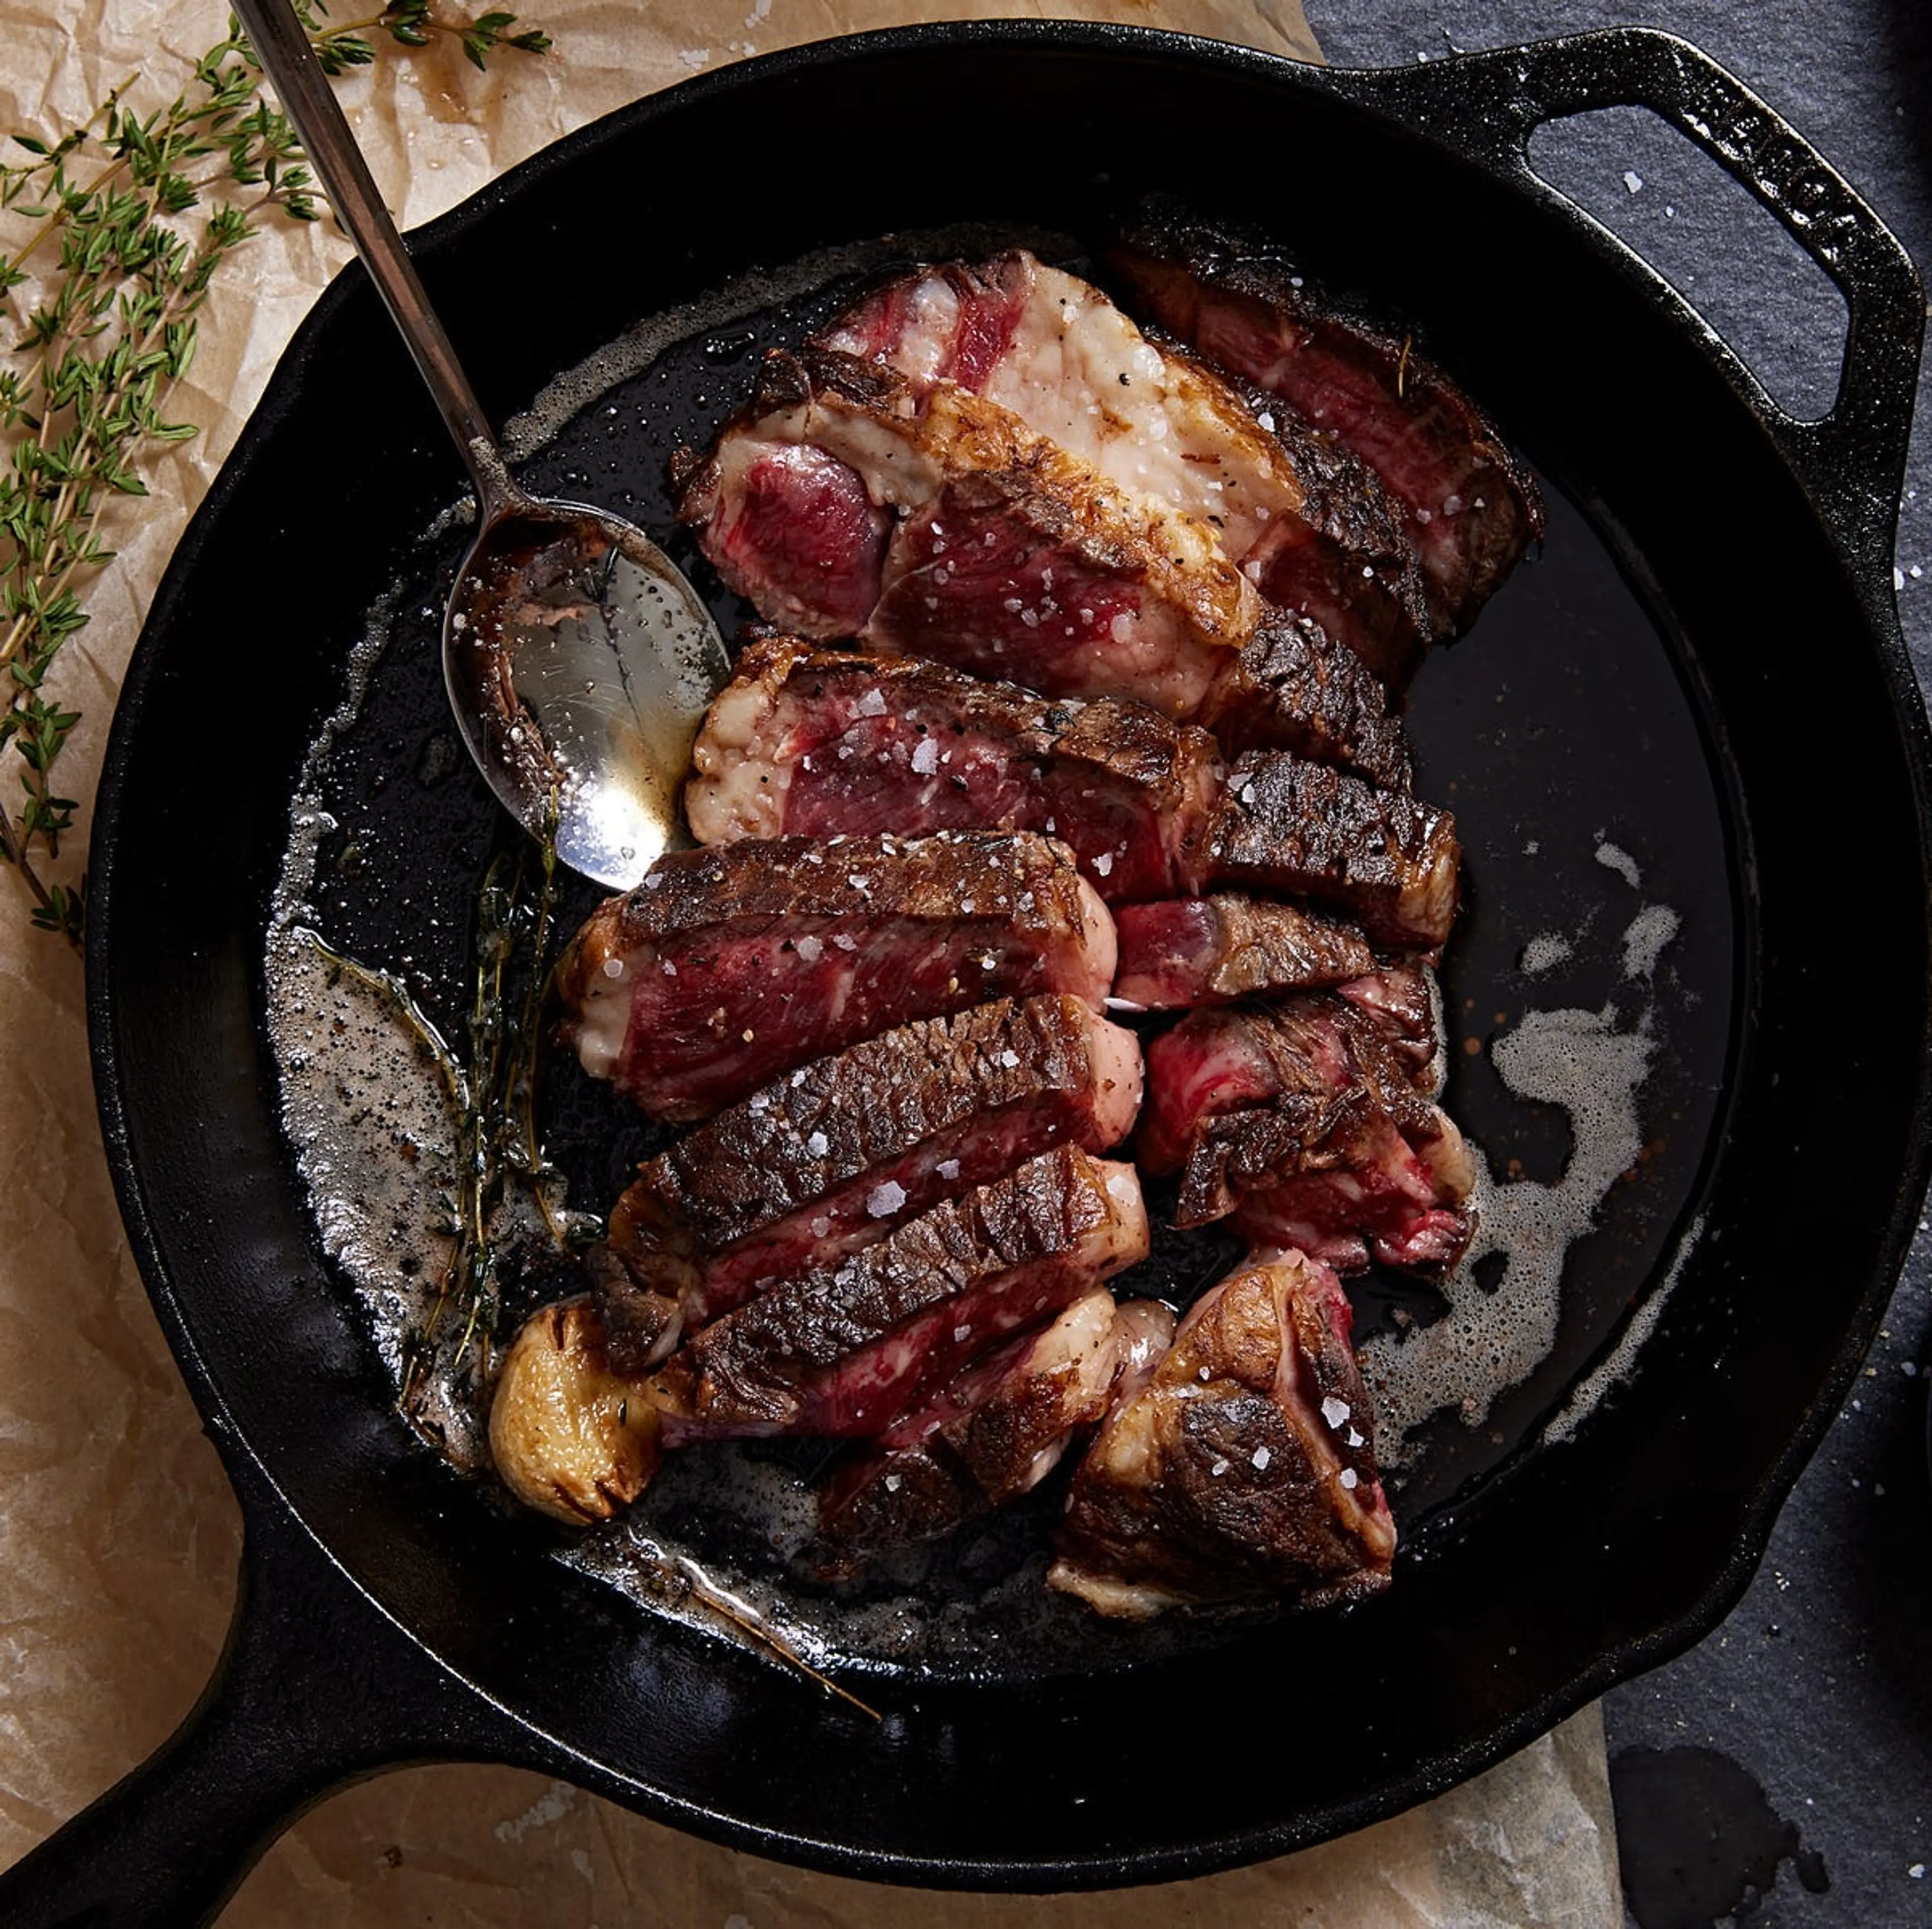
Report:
88,26,1932,1885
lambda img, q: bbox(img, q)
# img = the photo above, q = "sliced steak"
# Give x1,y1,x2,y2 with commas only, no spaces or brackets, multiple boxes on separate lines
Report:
686,635,1225,900
814,1291,1176,1568
681,436,892,639
1203,751,1459,949
1336,961,1443,1094
607,994,1143,1324
656,1147,1150,1441
682,342,1419,761
1048,1249,1396,1617
556,830,1116,1121
1112,895,1379,1010
1138,995,1474,1275
1108,207,1544,637
820,252,1430,690
1199,607,1412,785
1226,371,1434,689
680,346,1258,719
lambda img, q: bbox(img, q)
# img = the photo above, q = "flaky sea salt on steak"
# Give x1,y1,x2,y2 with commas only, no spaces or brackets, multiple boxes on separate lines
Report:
821,250,1432,691
685,635,1226,902
1203,751,1460,949
556,830,1116,1121
606,993,1143,1324
679,347,1258,720
1048,1248,1395,1618
814,1290,1174,1569
655,1146,1150,1441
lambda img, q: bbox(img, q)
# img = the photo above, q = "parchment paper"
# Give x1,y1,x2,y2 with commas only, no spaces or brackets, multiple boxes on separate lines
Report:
0,2,1622,1920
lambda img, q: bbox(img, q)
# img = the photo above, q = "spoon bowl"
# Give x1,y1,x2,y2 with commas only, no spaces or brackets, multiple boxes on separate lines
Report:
446,484,726,887
233,0,727,886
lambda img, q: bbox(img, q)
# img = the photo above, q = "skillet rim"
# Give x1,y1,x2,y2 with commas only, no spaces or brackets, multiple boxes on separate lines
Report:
81,19,1932,1887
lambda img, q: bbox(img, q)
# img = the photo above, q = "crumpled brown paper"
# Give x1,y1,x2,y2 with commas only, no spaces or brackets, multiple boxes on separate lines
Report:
0,1,1623,1921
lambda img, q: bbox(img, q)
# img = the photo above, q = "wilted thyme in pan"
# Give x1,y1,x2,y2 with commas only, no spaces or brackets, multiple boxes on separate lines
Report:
0,4,548,946
308,820,592,1420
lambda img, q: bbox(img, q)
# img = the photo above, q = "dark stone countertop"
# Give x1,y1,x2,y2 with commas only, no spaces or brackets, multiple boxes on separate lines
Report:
1304,4,1932,1923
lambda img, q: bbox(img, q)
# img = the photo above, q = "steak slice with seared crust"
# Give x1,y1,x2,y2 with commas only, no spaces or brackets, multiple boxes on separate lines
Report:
1107,207,1544,639
654,1147,1150,1442
555,830,1116,1122
682,326,1422,758
1218,364,1435,690
685,636,1227,901
680,346,1259,720
1336,961,1444,1093
1203,751,1459,949
1048,1249,1396,1618
1112,895,1380,1009
1199,608,1412,784
818,251,1429,687
814,1291,1175,1569
607,994,1143,1326
1138,994,1474,1275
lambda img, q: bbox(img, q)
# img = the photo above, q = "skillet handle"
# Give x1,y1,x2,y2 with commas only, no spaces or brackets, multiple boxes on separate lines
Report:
1340,26,1926,596
0,1477,529,1928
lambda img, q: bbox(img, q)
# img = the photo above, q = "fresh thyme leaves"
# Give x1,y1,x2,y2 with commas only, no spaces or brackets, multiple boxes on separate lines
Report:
303,813,591,1423
307,1,553,75
0,7,549,947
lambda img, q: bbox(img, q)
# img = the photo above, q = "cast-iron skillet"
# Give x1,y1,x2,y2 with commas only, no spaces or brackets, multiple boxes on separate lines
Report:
3,22,1928,1925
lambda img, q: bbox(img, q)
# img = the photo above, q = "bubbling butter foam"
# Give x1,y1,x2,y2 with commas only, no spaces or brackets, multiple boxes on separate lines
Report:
1362,889,1686,1459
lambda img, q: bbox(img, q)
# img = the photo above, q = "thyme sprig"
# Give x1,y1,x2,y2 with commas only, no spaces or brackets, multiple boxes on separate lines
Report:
0,6,549,946
308,1,552,73
307,812,583,1412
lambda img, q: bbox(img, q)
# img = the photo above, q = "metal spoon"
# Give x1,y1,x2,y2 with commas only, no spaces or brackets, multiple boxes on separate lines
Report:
232,0,727,888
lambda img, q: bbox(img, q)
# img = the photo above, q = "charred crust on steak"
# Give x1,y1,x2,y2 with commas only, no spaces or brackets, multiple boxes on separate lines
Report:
663,1147,1148,1439
1112,894,1383,1008
1049,1251,1394,1617
1141,996,1474,1273
812,1289,1152,1570
686,636,1229,897
606,993,1141,1324
1104,202,1545,638
565,829,1099,959
1205,752,1459,948
1204,609,1414,785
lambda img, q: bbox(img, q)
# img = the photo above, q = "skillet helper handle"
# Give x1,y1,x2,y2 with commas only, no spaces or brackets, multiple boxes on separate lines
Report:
0,1489,525,1928
1346,26,1926,595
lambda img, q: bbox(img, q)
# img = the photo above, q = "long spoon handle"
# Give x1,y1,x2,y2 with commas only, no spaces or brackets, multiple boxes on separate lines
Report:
230,0,517,517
